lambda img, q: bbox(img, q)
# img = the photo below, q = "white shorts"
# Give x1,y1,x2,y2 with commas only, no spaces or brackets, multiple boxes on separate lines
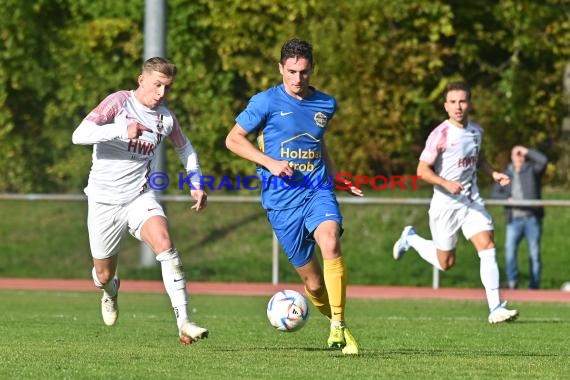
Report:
428,202,494,251
87,192,166,259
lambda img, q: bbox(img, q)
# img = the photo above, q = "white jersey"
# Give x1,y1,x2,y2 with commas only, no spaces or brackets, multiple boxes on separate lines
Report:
72,90,201,204
419,120,484,210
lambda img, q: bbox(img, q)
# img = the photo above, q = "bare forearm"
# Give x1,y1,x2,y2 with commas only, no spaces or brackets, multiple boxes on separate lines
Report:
226,132,270,168
479,159,496,177
226,124,293,178
480,158,511,186
417,162,444,187
321,140,337,176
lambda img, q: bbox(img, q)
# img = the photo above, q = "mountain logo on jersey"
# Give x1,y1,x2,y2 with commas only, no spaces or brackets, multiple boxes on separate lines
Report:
313,112,328,128
280,133,321,173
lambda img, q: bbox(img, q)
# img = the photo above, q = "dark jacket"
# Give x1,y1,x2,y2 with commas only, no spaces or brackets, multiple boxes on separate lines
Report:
490,149,548,223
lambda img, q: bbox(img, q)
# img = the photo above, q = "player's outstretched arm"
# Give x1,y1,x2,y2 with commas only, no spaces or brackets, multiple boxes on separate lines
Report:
479,157,510,187
72,92,131,145
226,124,292,178
417,160,464,194
322,140,363,197
169,114,204,201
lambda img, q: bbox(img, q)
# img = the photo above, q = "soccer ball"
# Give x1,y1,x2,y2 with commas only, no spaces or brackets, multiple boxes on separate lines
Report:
266,289,310,332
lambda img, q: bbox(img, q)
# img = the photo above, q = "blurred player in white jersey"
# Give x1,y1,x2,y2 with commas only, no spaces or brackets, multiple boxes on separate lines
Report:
72,57,209,343
392,81,519,324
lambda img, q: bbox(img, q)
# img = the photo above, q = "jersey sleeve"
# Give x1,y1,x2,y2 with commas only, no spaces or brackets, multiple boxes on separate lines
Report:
235,92,269,133
419,124,446,165
169,114,202,187
71,91,130,145
85,91,130,125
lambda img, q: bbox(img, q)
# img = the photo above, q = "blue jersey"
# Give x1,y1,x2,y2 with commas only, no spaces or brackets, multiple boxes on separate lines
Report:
236,84,336,210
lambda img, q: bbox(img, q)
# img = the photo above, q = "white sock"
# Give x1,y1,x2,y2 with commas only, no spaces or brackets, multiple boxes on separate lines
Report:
92,267,118,297
408,234,443,271
156,248,189,328
478,248,501,311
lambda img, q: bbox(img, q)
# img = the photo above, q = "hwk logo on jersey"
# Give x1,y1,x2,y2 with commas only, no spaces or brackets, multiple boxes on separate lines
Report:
314,112,327,128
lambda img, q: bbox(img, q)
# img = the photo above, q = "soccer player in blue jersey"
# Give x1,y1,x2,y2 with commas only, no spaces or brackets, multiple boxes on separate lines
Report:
226,38,362,355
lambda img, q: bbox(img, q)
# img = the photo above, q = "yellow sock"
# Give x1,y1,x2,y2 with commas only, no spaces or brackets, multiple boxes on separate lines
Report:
304,286,331,319
323,256,346,322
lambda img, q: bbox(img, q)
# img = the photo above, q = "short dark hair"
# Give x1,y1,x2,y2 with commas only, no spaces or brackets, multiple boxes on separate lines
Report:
280,38,313,66
143,57,177,78
444,81,471,100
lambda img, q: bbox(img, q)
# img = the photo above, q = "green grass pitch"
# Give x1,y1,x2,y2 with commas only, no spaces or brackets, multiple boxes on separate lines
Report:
0,290,568,379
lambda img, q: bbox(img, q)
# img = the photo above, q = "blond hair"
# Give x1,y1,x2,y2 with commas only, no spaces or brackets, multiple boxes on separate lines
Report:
142,57,177,78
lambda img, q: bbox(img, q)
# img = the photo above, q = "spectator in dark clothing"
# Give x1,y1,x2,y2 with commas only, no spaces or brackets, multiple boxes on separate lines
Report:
491,146,548,289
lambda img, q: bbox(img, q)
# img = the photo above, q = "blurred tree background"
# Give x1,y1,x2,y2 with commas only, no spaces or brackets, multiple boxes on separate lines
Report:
0,0,568,193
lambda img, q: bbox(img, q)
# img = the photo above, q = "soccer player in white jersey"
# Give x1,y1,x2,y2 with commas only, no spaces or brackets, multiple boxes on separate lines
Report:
72,57,209,343
392,81,519,324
